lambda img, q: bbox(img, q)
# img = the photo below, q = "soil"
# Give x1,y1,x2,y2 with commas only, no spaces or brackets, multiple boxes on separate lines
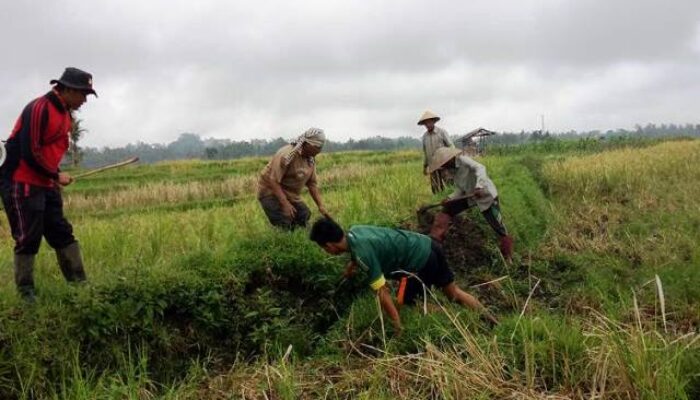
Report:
402,208,520,312
408,208,492,277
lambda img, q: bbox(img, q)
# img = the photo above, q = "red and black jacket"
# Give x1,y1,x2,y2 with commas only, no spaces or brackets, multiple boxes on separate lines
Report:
3,90,71,188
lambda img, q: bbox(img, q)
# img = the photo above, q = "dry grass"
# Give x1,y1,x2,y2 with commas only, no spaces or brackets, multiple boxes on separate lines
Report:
201,288,699,399
541,140,700,257
543,140,700,206
63,163,379,213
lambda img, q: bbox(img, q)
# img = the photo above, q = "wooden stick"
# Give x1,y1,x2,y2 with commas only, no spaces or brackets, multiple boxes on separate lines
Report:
73,157,139,179
416,194,475,213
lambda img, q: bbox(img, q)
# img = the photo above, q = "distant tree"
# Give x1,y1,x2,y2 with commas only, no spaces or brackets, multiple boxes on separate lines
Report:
205,147,219,159
69,114,86,167
168,133,204,158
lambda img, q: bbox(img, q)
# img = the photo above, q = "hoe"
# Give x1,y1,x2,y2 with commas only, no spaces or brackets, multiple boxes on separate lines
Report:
416,193,476,219
73,156,140,180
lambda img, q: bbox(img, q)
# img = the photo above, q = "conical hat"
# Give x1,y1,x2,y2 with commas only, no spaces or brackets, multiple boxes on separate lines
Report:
428,147,462,173
417,110,440,125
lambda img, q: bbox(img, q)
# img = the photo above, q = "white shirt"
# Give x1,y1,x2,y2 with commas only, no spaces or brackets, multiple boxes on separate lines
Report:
449,154,498,211
422,126,454,168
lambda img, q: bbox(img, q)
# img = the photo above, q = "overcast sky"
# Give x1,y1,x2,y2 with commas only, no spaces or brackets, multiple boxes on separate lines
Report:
1,0,699,148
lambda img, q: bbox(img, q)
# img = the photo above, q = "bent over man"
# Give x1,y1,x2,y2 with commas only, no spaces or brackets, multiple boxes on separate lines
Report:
257,128,330,230
310,217,498,334
428,147,514,262
1,67,97,301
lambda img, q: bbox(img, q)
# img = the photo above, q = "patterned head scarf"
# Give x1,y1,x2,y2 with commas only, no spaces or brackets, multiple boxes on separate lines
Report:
285,127,326,164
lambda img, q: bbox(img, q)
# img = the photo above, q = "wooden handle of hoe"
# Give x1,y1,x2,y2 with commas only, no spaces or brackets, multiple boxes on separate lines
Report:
73,157,140,180
416,193,476,213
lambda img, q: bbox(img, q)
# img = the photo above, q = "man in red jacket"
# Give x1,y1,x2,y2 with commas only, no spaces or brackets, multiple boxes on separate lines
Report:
0,67,97,301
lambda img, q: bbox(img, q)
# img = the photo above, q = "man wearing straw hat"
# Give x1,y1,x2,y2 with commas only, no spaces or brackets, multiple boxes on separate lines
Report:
257,127,331,230
427,147,514,263
0,67,97,301
418,110,454,194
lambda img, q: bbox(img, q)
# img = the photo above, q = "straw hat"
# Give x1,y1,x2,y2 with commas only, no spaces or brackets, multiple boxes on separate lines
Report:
417,110,440,125
428,147,462,173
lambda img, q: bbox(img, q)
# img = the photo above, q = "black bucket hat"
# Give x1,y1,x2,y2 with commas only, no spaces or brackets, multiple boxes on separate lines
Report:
50,67,98,97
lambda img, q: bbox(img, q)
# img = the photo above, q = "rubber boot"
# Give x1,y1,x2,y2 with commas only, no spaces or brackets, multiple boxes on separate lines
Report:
429,212,453,242
14,254,36,302
56,242,87,282
498,235,514,264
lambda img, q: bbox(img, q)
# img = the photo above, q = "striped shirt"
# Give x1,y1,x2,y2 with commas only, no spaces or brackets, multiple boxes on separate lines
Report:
5,90,71,187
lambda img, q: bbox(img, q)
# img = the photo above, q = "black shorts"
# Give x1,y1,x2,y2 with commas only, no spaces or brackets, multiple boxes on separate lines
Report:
397,240,455,306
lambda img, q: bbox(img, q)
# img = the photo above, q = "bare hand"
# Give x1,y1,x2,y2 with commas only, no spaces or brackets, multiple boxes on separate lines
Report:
393,322,403,337
281,201,296,219
318,205,331,218
57,172,73,186
343,260,357,278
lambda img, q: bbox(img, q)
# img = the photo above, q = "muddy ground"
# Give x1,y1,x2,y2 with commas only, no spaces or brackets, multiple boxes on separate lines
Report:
407,208,493,277
401,208,521,312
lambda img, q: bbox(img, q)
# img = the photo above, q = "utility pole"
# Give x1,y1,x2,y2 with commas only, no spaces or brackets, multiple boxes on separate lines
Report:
540,114,545,134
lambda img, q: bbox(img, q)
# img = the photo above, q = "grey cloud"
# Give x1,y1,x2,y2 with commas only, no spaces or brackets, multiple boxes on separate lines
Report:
1,0,699,147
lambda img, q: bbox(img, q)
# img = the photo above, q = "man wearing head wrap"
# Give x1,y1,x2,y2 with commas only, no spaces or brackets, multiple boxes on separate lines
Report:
257,127,331,230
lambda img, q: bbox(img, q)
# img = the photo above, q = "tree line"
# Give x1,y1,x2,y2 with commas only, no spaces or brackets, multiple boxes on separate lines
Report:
73,123,700,167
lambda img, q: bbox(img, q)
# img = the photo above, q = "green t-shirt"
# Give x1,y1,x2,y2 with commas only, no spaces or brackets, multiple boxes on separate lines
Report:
346,225,433,290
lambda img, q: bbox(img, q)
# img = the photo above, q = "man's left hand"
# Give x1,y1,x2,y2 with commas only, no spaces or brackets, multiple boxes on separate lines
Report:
343,261,357,278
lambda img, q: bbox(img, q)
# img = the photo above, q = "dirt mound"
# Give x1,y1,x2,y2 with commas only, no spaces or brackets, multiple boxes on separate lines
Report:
399,209,517,312
405,209,492,277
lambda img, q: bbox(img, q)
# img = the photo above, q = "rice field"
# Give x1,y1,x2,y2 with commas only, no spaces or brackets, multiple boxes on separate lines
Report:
0,140,697,399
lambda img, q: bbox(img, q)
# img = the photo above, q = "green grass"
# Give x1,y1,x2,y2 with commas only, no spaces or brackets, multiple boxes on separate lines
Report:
0,142,698,399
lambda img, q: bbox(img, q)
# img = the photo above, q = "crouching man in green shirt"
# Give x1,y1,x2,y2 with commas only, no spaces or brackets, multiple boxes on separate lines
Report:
310,218,498,333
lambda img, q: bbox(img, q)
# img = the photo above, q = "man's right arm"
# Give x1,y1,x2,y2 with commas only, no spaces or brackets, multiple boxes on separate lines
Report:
359,254,402,334
377,286,402,334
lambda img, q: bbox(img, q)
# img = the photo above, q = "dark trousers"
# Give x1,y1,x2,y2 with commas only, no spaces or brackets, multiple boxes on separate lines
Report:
429,171,445,194
430,170,454,194
443,196,508,237
1,180,76,254
258,195,311,230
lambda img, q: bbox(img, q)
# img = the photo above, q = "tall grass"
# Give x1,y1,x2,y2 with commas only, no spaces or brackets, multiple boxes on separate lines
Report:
0,141,697,398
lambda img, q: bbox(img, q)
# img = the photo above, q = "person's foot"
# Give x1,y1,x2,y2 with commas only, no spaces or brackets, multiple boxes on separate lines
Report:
477,306,499,326
499,235,514,263
18,286,36,304
482,312,499,327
